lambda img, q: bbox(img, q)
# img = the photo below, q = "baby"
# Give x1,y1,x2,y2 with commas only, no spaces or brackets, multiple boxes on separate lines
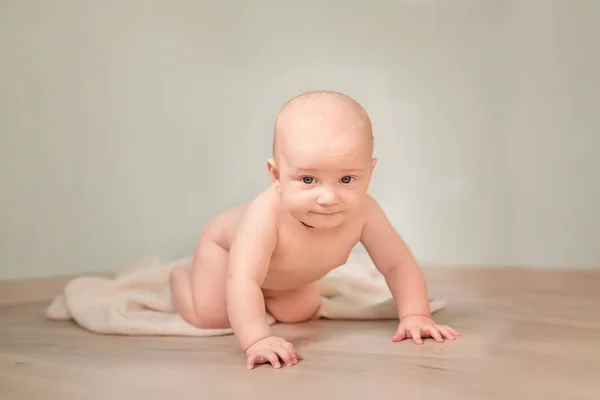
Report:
169,91,460,370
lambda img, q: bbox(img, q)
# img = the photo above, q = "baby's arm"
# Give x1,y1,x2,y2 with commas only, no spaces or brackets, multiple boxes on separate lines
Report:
226,197,301,369
360,196,460,343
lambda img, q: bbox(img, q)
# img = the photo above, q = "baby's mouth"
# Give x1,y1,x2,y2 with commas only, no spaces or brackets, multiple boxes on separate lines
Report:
314,211,342,216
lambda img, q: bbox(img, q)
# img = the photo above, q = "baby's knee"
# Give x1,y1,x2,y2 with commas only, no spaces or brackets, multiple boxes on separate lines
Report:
169,265,189,287
191,306,231,329
267,297,320,323
169,267,191,298
278,306,320,323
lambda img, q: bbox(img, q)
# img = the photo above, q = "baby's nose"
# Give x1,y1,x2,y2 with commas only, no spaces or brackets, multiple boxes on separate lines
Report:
316,187,339,205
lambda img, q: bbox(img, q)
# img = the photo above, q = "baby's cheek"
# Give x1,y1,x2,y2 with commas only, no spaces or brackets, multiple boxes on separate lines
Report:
282,191,311,209
347,192,368,207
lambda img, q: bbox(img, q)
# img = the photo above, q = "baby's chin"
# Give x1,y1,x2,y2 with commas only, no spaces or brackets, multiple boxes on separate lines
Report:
300,211,346,229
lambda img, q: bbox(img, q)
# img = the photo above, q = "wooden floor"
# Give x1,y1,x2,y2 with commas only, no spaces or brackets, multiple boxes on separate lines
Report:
1,267,599,399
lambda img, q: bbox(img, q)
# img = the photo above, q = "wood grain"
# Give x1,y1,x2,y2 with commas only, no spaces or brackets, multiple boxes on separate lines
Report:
0,267,599,399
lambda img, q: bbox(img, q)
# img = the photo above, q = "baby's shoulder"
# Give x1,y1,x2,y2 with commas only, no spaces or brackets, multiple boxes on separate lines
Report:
234,185,282,237
361,194,379,219
244,185,282,219
361,194,390,228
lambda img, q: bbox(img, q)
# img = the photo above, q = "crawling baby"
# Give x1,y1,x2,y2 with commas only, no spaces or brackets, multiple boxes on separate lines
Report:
169,91,460,369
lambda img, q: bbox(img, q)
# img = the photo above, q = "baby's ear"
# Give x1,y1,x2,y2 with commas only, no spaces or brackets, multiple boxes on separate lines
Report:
266,158,281,192
370,157,378,172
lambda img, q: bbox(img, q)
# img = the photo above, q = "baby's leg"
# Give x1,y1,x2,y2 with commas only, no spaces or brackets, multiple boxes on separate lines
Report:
264,283,321,323
170,236,230,329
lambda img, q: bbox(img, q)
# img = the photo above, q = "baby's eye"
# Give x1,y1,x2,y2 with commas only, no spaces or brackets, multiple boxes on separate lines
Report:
340,176,353,184
302,176,315,184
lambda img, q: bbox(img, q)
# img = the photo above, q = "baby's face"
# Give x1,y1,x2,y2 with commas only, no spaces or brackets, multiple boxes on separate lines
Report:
271,114,375,230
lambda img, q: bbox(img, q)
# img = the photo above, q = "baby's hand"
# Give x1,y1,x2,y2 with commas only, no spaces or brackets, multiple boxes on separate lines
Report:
245,336,303,370
392,315,461,344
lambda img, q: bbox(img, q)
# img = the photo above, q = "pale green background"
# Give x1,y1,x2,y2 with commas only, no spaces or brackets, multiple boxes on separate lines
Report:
1,0,599,280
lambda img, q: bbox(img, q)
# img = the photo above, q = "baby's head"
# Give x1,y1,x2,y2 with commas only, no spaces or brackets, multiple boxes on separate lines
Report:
267,91,376,229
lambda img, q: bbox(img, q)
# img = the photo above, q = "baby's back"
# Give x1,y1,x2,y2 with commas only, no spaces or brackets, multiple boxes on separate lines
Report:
207,186,365,292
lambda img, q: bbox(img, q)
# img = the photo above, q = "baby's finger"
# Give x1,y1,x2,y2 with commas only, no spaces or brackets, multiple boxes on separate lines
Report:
392,328,407,342
446,326,461,336
273,344,294,367
264,350,281,369
283,342,299,364
437,325,455,340
427,326,444,342
246,353,263,370
410,328,423,344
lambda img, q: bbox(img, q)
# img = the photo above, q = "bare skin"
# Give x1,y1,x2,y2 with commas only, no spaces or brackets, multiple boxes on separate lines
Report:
169,91,460,370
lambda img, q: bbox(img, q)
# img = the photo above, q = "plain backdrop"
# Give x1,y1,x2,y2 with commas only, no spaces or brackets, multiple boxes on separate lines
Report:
1,0,599,280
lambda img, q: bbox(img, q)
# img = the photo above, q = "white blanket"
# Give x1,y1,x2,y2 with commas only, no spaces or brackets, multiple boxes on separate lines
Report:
45,250,445,336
